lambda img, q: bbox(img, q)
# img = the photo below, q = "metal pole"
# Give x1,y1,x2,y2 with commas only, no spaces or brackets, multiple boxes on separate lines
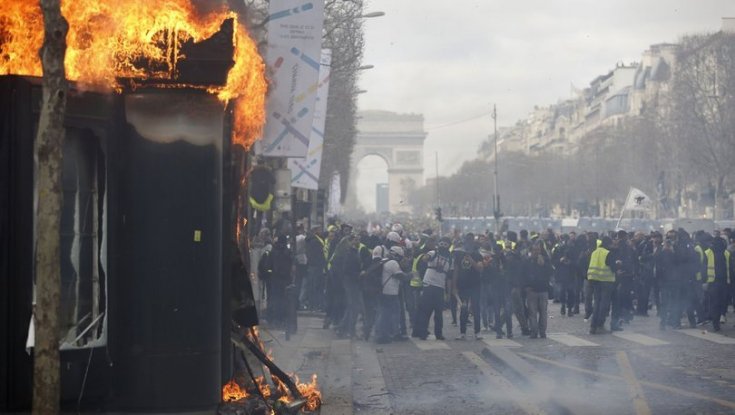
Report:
492,104,500,235
435,151,440,204
435,151,441,237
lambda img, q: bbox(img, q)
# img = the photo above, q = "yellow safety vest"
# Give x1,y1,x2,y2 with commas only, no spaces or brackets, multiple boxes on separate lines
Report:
695,245,705,281
587,247,614,282
249,193,273,212
705,249,731,284
410,253,425,288
315,235,328,261
497,240,516,251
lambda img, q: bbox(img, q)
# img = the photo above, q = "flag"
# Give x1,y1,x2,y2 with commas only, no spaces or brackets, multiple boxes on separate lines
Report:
623,187,653,211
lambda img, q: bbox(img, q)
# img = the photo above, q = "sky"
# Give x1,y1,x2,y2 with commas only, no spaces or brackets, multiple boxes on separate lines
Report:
353,0,734,211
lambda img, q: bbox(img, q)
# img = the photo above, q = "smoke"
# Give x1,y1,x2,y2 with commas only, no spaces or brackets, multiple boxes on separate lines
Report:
125,92,224,147
190,0,227,16
189,0,250,18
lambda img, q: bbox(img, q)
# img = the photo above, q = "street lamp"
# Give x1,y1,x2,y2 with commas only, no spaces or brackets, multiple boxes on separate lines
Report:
491,104,502,234
357,65,374,70
354,89,368,95
359,11,386,18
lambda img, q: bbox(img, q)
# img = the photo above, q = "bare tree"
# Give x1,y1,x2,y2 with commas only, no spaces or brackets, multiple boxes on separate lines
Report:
32,0,68,413
669,33,735,218
320,0,365,201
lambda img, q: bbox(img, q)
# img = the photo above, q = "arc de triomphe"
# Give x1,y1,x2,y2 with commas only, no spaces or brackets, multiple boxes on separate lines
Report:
347,110,426,213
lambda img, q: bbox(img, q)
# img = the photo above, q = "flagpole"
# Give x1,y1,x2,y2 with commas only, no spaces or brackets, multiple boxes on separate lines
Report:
616,187,632,230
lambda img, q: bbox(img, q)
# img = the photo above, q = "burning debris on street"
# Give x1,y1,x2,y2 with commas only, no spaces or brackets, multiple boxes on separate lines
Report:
220,328,322,415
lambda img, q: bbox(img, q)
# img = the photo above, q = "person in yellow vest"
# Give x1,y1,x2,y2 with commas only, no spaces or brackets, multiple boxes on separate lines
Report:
705,236,731,332
588,236,616,334
407,237,434,333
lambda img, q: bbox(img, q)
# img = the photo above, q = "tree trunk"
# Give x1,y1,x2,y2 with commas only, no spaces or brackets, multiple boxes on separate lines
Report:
32,0,68,414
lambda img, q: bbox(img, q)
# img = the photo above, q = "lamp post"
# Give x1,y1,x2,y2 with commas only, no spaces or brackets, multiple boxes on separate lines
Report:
492,104,501,235
359,11,386,18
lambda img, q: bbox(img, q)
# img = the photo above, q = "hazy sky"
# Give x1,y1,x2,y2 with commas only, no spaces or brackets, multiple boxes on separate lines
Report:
353,0,733,211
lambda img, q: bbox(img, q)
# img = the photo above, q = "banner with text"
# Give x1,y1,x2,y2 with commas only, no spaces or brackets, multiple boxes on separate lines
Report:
258,0,325,157
288,49,331,190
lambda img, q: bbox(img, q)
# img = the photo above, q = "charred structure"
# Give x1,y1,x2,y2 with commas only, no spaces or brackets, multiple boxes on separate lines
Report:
0,18,255,412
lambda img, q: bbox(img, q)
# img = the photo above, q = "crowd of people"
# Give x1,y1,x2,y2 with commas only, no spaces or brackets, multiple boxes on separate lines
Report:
255,222,735,344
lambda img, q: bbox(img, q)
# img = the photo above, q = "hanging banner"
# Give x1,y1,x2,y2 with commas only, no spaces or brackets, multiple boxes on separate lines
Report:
288,49,331,190
258,0,326,157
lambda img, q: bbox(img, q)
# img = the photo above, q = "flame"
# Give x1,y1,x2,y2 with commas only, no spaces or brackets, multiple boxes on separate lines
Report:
0,0,266,148
222,379,248,402
295,374,322,412
222,327,322,412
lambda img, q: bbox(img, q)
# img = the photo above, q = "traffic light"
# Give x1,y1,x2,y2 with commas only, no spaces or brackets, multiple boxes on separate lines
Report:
434,207,443,222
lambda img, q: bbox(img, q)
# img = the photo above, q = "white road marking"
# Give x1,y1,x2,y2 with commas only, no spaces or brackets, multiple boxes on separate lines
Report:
679,329,735,345
482,337,523,348
547,333,599,347
409,336,451,350
613,331,669,346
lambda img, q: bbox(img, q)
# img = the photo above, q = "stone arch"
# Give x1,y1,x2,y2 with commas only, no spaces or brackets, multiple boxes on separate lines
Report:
347,110,426,213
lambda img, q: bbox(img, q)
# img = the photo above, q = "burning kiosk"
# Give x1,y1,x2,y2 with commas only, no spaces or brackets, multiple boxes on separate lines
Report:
0,1,301,412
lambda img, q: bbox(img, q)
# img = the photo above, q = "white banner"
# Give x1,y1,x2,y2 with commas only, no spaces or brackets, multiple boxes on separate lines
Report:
623,187,654,211
288,49,331,190
258,0,325,157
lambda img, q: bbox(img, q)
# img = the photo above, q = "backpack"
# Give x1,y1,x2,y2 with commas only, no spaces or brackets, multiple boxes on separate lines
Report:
359,258,390,295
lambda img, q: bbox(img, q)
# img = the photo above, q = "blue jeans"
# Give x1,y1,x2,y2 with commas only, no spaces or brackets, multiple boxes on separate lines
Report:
375,294,400,341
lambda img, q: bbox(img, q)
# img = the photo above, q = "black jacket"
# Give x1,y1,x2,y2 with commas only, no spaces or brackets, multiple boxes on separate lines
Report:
525,255,553,293
306,234,326,269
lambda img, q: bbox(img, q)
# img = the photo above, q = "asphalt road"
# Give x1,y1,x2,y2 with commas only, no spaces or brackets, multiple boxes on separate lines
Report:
265,304,735,415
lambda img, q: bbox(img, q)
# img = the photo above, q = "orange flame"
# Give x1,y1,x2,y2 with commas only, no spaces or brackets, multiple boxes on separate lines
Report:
222,379,248,402
0,0,266,148
295,373,322,412
236,327,323,411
